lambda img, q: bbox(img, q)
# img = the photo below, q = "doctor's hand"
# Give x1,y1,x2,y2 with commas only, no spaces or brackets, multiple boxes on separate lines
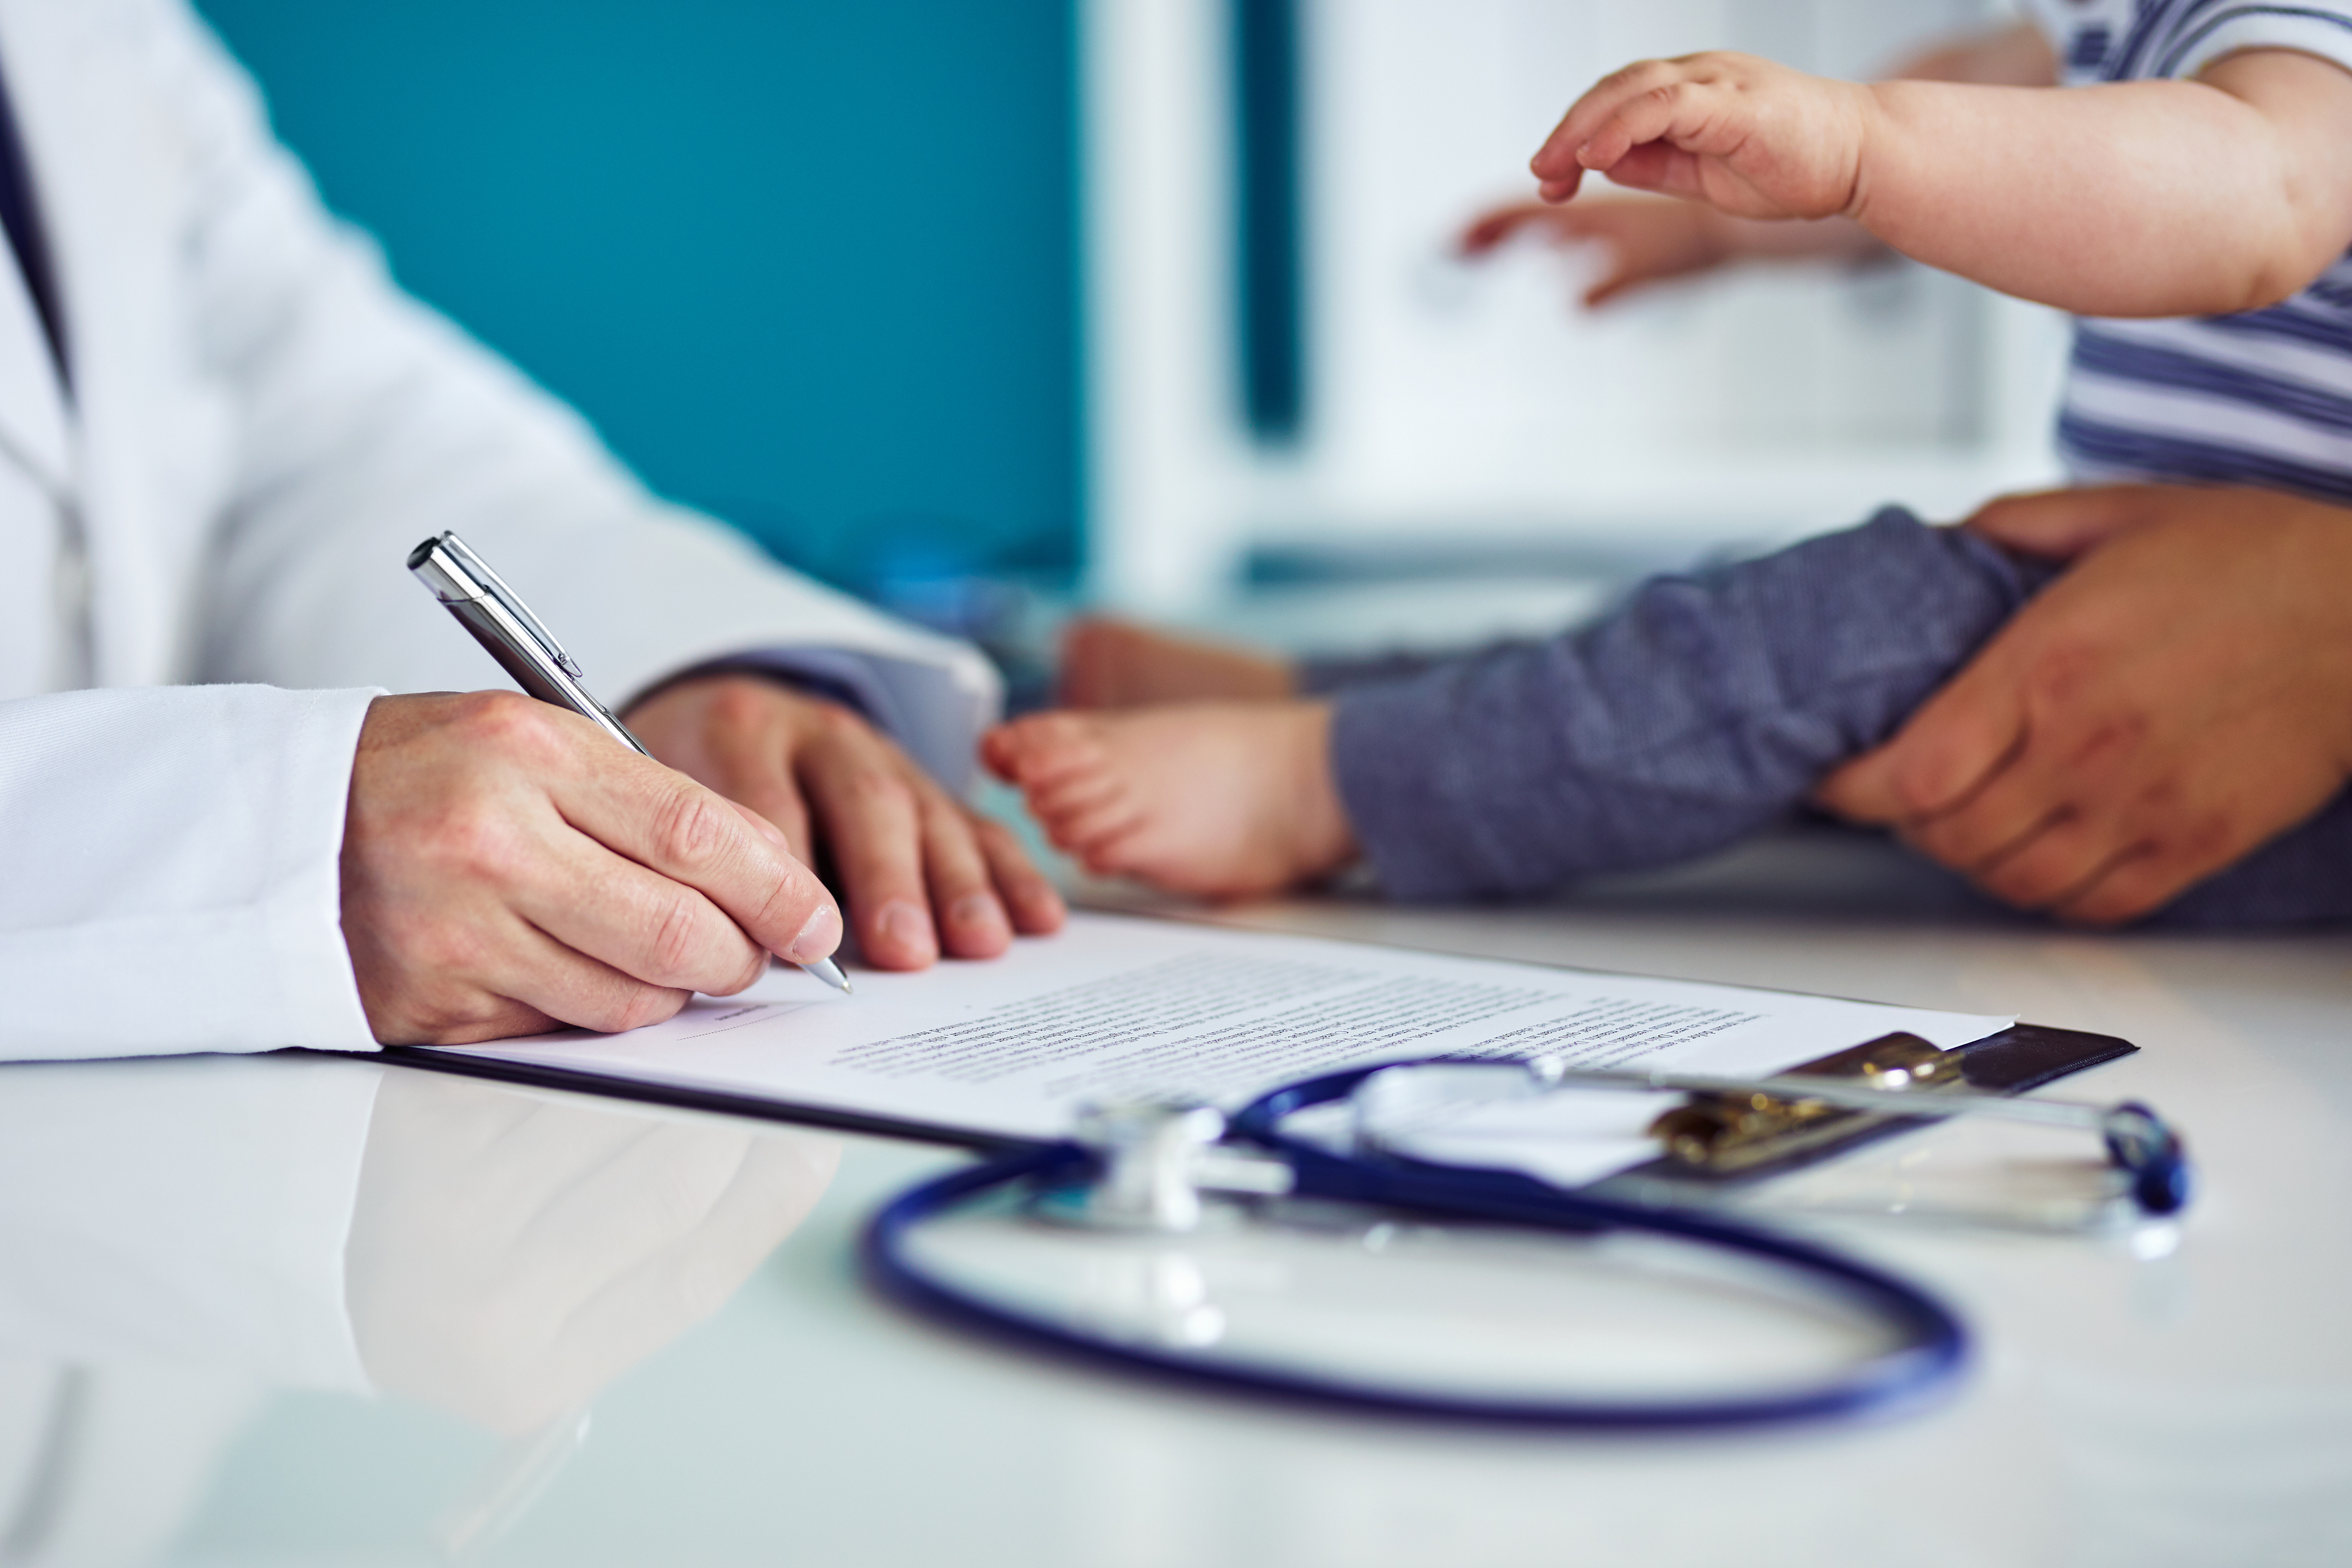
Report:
341,691,844,1045
1814,486,2352,923
624,673,1066,970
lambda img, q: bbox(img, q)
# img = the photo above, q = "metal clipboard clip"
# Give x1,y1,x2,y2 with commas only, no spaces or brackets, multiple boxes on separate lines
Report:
1483,1032,2188,1234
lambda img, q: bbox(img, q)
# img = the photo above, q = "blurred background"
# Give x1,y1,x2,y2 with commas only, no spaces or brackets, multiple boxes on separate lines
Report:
198,0,2063,697
196,0,1084,617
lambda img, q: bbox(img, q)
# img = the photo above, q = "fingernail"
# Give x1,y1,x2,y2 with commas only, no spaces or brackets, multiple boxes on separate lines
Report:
788,903,842,963
950,892,1009,934
877,898,937,961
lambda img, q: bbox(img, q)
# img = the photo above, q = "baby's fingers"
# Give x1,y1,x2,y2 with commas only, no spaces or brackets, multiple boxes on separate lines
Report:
1594,142,1713,202
1459,202,1555,254
1579,76,1749,184
1531,58,1692,194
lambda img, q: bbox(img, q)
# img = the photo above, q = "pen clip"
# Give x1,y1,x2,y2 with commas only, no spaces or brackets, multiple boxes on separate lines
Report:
430,531,584,680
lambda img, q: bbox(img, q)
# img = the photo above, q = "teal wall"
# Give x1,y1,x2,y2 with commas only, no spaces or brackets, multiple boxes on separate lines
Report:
195,0,1082,600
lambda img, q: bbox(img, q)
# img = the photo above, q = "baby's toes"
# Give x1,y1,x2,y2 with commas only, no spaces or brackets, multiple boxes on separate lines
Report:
1077,819,1157,880
979,723,1026,781
1027,767,1122,827
994,713,1107,786
1050,793,1147,856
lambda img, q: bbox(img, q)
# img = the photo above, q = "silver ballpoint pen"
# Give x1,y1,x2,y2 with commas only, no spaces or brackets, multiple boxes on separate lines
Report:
407,530,853,995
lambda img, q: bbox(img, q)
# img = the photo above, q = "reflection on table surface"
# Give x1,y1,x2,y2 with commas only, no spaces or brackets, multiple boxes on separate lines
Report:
0,1055,838,1565
1,833,2348,1566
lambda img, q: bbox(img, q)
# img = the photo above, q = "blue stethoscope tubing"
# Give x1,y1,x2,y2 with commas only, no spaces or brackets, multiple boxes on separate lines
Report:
862,1061,1972,1429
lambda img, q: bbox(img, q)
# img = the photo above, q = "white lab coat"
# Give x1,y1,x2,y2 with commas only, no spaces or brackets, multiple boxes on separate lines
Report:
0,0,1000,1059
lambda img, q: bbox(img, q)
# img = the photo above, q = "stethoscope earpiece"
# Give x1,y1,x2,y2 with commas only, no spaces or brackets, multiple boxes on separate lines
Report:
2103,1102,2191,1215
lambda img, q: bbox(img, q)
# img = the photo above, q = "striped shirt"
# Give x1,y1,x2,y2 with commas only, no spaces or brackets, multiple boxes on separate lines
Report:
2023,0,2352,502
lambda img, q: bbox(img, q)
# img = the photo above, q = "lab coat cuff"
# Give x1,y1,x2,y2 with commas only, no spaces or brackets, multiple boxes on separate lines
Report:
282,686,382,1053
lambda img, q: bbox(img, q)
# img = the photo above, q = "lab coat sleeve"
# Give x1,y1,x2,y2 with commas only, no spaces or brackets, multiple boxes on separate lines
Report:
156,4,1001,764
0,684,379,1058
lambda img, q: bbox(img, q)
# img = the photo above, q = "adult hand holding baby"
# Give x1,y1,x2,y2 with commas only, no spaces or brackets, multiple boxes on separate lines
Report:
1816,488,2352,924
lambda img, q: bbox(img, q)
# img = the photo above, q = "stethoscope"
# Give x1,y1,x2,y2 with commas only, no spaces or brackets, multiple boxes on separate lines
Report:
863,1055,2190,1430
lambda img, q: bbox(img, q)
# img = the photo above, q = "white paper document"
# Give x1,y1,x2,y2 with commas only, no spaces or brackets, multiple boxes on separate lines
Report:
432,914,2010,1182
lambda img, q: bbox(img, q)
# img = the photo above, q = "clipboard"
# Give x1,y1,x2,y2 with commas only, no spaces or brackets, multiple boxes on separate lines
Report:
376,1038,1041,1153
354,906,2128,1189
1597,1021,2137,1189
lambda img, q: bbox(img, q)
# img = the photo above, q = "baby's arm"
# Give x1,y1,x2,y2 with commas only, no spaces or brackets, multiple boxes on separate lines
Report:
1463,21,2054,306
1536,46,2352,317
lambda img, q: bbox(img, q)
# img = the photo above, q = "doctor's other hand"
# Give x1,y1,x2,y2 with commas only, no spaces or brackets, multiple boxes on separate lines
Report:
341,691,844,1045
624,673,1066,970
1815,485,2352,923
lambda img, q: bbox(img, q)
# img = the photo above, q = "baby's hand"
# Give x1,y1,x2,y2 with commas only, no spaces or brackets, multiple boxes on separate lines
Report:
1460,198,1733,307
1532,52,1875,222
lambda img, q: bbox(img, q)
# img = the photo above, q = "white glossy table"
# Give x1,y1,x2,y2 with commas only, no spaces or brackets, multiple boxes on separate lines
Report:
7,831,2348,1567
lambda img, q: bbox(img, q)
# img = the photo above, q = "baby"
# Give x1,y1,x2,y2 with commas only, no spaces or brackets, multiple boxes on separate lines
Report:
985,2,2352,926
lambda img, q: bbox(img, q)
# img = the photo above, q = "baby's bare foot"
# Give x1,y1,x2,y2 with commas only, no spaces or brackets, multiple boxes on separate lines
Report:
982,701,1356,897
1059,618,1294,709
